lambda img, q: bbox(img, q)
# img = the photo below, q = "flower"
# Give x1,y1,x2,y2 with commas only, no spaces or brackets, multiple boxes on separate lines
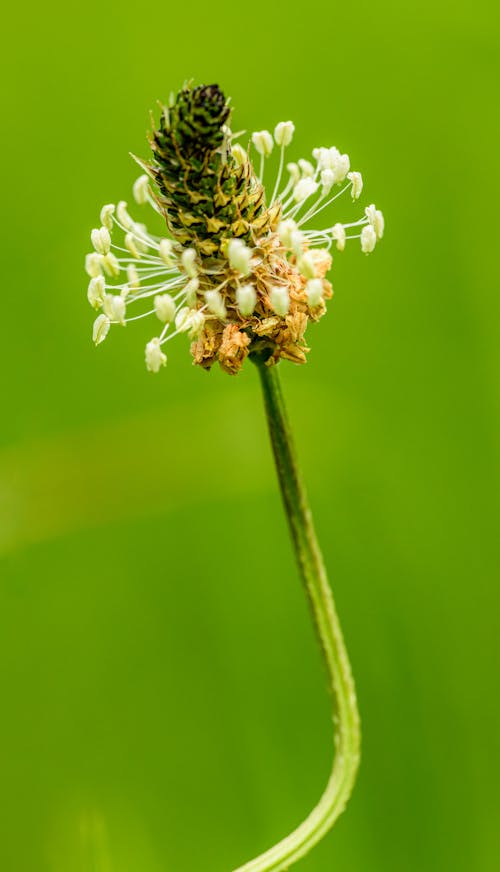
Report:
85,82,384,372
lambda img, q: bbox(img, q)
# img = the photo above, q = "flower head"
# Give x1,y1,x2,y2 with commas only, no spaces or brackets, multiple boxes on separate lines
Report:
85,82,384,373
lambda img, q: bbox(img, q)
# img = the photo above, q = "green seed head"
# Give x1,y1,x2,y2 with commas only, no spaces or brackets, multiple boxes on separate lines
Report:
146,83,279,256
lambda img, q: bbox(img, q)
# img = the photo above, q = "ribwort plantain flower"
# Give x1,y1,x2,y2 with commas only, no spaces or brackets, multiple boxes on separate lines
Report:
85,82,385,872
85,83,384,374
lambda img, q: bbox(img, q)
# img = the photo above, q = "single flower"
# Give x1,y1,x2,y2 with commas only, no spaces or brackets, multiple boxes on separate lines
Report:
85,83,384,374
85,82,385,872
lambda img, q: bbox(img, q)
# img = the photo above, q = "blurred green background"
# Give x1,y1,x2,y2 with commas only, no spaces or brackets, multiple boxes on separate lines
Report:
1,1,499,870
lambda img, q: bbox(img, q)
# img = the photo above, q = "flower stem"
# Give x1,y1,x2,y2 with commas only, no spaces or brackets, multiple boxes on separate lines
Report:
232,359,361,872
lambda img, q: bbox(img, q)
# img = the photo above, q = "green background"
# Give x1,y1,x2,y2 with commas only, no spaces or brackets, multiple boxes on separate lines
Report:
1,1,499,869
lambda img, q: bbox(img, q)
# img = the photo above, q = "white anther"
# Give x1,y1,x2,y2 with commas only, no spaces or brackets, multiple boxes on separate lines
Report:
321,169,335,197
306,279,324,307
184,277,200,307
92,314,110,345
116,201,134,229
232,144,247,166
290,230,305,257
278,219,298,249
204,289,227,320
91,226,111,255
293,178,319,203
101,252,120,277
145,338,167,372
154,294,176,323
286,162,300,184
347,171,363,200
227,238,252,276
236,283,257,317
103,294,126,325
251,130,274,157
361,225,377,253
175,307,205,338
274,121,295,147
85,252,103,278
181,248,197,278
298,159,315,177
100,204,115,230
313,147,331,170
270,286,290,317
297,252,316,279
133,174,150,205
365,205,385,238
87,276,106,309
159,238,174,266
332,223,346,252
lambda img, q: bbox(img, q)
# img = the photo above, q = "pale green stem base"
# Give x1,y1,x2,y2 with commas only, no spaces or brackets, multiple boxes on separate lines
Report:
231,360,361,872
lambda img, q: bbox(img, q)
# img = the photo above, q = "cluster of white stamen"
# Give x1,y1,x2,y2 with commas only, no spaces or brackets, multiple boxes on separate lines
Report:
85,186,212,367
254,124,383,268
86,118,383,371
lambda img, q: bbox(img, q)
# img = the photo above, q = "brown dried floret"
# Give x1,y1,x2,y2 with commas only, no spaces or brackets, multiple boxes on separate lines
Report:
218,323,251,374
191,320,224,370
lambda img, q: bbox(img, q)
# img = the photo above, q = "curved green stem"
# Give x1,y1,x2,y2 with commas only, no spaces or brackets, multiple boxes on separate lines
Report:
232,360,361,872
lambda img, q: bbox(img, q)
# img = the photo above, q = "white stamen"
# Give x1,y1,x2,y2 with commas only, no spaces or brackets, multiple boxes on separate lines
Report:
175,307,205,338
298,159,315,178
365,205,385,239
331,152,350,184
293,178,319,204
116,201,134,230
181,248,197,278
306,279,324,307
154,294,176,323
347,171,363,199
297,252,316,279
93,314,110,345
361,225,377,253
85,252,103,278
290,229,305,257
133,175,150,205
278,219,298,249
252,130,273,157
321,169,335,198
159,238,174,266
145,337,167,372
101,252,120,277
313,147,328,169
87,276,106,309
91,226,111,255
274,121,295,147
332,224,346,251
103,294,126,325
184,277,200,306
236,283,257,317
205,289,227,320
100,204,115,230
232,144,247,166
270,286,290,317
227,238,252,276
